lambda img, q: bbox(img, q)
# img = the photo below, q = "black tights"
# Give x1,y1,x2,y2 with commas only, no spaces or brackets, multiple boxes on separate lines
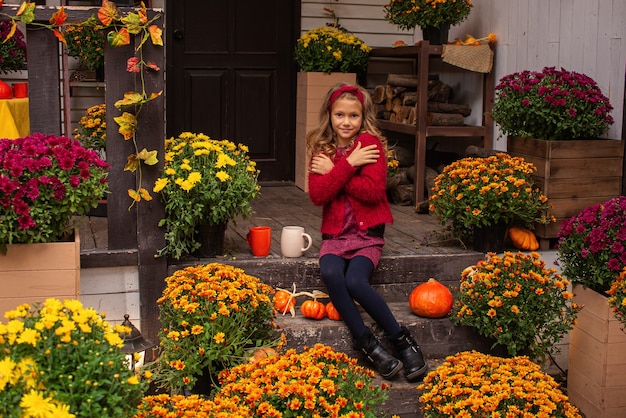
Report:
319,254,401,340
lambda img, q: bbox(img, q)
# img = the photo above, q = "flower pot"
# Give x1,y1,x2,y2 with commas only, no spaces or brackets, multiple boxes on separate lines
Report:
507,136,624,247
567,283,626,417
472,222,507,253
295,72,357,192
0,231,80,322
195,222,228,257
421,23,450,45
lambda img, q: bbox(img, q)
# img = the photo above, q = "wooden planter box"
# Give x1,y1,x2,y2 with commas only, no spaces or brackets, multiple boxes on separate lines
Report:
295,72,357,192
567,284,626,418
0,232,80,322
507,137,624,246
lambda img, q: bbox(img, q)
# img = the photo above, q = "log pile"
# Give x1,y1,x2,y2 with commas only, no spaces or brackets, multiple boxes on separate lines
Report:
372,74,471,126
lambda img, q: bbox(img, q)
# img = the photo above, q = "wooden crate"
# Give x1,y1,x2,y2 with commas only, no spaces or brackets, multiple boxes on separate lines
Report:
507,137,624,243
295,72,356,192
0,232,80,322
567,284,626,417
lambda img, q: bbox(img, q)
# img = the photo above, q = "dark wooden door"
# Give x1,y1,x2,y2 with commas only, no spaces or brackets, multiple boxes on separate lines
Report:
165,0,299,182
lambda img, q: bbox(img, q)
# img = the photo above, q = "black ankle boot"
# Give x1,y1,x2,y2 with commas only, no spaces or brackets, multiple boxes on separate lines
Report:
355,328,402,380
390,327,428,382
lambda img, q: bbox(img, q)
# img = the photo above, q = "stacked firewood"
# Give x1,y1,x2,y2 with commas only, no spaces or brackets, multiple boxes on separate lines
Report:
372,74,471,126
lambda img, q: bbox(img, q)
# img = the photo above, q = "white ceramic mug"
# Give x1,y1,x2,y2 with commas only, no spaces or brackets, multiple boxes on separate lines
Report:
280,226,313,258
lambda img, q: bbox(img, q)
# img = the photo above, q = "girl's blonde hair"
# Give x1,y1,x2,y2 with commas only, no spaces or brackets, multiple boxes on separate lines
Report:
305,83,388,158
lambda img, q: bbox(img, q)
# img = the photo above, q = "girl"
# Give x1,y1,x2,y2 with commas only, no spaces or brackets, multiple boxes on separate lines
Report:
306,83,428,382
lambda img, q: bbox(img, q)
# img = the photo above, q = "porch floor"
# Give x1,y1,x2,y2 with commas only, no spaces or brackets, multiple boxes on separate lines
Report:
76,184,472,259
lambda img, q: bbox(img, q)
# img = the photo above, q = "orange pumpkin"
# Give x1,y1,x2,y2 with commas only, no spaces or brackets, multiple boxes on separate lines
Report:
249,347,278,363
273,289,295,316
508,226,539,251
325,302,342,321
409,278,454,318
301,299,326,320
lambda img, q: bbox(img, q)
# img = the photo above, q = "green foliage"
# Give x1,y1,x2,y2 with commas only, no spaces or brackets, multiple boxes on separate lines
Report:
383,0,474,30
64,16,106,71
294,26,371,74
492,67,614,140
452,252,581,360
153,132,260,259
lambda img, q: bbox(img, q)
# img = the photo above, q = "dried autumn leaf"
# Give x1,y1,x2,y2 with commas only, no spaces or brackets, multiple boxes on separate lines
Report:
108,27,131,47
53,29,65,44
148,25,163,46
114,112,137,140
125,154,139,172
17,2,36,24
137,148,158,166
127,57,141,73
115,92,144,109
98,0,118,26
128,189,141,202
146,61,160,72
50,7,67,26
138,5,148,24
121,13,142,35
138,188,152,201
6,21,17,40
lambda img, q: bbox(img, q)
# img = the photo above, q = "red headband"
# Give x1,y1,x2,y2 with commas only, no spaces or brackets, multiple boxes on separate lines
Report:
328,86,364,110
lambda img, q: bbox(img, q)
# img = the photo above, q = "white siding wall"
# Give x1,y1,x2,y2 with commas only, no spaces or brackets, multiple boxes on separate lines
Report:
301,0,625,150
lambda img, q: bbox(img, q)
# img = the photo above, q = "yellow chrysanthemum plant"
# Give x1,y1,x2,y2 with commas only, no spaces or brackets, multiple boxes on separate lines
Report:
294,26,371,74
418,351,582,417
74,103,107,158
153,132,260,259
452,251,581,361
0,299,148,418
429,153,553,243
150,263,284,395
607,266,626,327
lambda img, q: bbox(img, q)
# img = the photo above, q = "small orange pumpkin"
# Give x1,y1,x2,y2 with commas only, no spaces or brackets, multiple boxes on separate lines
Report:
301,299,326,320
409,278,454,318
273,289,295,316
249,347,278,363
508,226,539,251
325,302,342,321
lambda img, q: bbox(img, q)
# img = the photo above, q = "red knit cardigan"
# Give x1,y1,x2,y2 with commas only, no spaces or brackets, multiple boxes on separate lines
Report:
308,132,393,235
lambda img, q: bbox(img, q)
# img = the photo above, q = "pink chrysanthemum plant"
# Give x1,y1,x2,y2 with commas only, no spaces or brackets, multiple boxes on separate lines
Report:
557,196,626,294
0,133,109,253
492,66,614,140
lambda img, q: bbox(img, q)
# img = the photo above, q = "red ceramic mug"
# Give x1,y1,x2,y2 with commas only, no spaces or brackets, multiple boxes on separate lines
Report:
12,82,28,98
246,226,271,257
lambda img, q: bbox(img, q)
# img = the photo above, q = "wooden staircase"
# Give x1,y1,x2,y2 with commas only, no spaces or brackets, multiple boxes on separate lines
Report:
170,250,492,417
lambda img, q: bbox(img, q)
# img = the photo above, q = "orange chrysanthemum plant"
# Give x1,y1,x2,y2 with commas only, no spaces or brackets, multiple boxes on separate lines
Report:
451,251,580,361
150,263,283,394
418,351,582,417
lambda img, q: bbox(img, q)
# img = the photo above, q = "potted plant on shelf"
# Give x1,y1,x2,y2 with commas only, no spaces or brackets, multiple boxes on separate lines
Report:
0,19,27,75
64,16,106,80
452,251,580,361
556,196,626,417
418,351,582,417
383,0,474,44
0,298,147,418
74,103,106,159
492,67,622,243
428,153,552,252
151,263,283,395
293,25,371,191
0,133,109,316
153,132,260,259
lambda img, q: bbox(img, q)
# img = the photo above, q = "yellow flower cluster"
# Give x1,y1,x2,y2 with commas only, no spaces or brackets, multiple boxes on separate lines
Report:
452,252,580,359
153,263,282,394
211,344,391,417
0,299,146,418
153,132,260,258
429,153,553,236
418,351,581,417
294,26,371,73
74,103,106,153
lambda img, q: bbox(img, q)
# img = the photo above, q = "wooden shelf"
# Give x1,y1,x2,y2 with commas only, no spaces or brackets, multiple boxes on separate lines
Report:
370,41,495,206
